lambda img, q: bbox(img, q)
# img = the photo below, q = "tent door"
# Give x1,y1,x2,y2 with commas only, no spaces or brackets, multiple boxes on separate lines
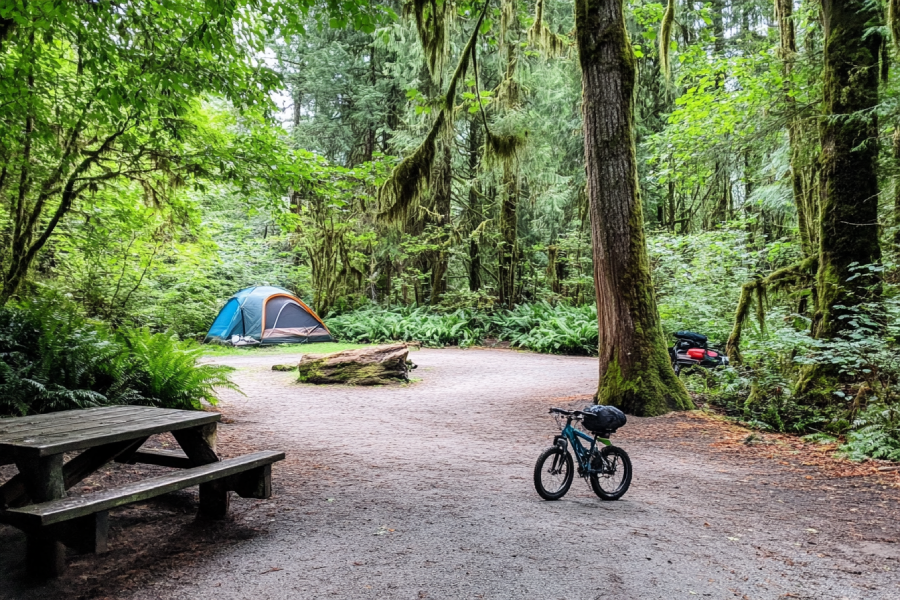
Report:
270,301,295,331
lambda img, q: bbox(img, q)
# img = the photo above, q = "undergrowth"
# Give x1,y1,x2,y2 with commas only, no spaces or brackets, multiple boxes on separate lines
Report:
0,297,236,416
325,302,598,355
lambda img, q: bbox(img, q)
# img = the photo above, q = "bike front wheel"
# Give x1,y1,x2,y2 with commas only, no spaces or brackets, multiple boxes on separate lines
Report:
533,446,574,500
589,445,632,501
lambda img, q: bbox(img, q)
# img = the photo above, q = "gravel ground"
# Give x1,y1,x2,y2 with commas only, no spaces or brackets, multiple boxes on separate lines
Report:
1,348,899,600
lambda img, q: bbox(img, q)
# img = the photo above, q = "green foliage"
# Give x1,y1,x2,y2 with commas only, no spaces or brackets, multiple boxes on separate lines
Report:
493,303,598,355
840,403,900,462
0,297,236,417
327,301,598,355
111,328,238,411
0,298,115,416
327,305,492,348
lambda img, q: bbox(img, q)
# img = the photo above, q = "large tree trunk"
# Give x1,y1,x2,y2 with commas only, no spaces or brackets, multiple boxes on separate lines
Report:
429,140,452,304
574,0,690,415
893,127,900,252
777,0,819,260
811,0,882,340
467,119,482,292
497,161,518,308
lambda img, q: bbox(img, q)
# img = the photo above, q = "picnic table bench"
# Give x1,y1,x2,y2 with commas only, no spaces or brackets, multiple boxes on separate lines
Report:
0,406,284,579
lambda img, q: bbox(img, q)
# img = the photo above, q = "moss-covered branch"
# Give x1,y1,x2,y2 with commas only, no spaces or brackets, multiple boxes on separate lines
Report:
658,0,675,80
378,0,491,222
527,0,568,56
725,256,817,364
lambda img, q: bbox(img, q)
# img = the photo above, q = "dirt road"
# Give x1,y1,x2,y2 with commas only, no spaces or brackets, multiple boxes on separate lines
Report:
1,348,898,599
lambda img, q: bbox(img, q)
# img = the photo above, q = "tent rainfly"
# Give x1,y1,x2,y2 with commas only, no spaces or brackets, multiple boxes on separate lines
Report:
204,286,333,346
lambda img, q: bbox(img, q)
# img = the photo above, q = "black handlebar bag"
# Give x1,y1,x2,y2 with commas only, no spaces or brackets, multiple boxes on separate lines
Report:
581,405,627,434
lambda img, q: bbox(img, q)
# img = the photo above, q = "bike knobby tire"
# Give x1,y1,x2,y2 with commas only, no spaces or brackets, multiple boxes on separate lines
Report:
533,446,574,500
589,445,632,501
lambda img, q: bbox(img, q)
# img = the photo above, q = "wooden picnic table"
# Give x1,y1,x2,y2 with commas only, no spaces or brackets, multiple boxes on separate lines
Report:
0,406,284,579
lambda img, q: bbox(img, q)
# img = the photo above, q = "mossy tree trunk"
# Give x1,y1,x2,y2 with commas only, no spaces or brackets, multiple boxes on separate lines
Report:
893,127,900,252
546,245,560,294
429,140,452,304
777,0,818,260
498,161,518,308
574,0,691,416
811,0,882,340
467,118,483,292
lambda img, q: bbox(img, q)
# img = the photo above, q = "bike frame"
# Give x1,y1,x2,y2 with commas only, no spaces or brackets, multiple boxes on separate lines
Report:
554,417,611,475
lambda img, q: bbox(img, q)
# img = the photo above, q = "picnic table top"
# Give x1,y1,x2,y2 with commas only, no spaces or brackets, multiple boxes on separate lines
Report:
0,406,221,457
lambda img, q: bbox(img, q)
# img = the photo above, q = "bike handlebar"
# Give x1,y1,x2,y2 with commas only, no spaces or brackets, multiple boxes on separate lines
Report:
549,407,584,417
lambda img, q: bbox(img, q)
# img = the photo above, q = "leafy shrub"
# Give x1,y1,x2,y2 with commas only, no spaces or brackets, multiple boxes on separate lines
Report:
110,328,239,410
0,299,113,415
495,303,598,355
326,305,492,347
840,403,900,461
326,301,598,355
0,297,236,417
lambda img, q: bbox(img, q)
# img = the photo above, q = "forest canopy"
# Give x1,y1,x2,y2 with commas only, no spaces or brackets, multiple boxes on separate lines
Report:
2,0,900,459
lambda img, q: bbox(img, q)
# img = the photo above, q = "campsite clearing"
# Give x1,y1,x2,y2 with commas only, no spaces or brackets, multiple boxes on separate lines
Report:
1,348,898,599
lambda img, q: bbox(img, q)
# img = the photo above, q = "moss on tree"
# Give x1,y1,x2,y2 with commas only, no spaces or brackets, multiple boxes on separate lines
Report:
575,0,691,416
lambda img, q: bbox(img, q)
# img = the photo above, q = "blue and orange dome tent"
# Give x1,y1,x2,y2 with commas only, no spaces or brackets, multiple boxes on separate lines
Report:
204,286,332,345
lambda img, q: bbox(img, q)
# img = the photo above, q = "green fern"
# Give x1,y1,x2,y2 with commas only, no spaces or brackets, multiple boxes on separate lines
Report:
326,302,599,355
839,403,900,462
113,328,240,410
0,297,239,417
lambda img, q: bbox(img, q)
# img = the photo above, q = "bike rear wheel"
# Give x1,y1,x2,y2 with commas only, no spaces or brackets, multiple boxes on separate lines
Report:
589,445,632,501
533,446,573,500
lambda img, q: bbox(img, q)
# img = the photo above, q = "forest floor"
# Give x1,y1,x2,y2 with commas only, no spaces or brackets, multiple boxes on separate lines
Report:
1,348,899,600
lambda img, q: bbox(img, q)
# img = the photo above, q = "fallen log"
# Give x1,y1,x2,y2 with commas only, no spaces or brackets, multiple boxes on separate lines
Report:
296,344,410,385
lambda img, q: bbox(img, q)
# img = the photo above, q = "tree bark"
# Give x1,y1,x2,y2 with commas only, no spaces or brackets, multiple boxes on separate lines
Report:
893,127,900,252
811,0,882,339
467,119,482,292
546,245,560,294
430,140,452,304
498,161,518,308
296,344,410,385
574,0,690,415
776,0,818,260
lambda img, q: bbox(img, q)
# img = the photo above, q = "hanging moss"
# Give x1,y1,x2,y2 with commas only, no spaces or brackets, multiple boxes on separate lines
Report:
527,0,568,56
486,132,526,163
406,0,447,81
495,76,520,108
725,279,756,364
378,1,490,223
658,0,675,80
890,0,900,53
378,111,445,222
725,257,818,364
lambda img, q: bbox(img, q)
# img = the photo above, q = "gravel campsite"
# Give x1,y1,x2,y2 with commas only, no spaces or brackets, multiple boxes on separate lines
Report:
2,348,898,600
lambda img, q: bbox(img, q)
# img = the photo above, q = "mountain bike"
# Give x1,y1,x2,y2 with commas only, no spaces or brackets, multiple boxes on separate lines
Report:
533,407,632,501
